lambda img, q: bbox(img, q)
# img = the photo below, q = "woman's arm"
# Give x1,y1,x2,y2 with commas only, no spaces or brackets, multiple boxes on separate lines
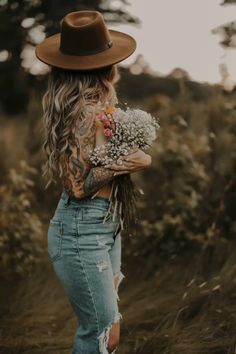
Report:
62,110,152,199
62,112,116,199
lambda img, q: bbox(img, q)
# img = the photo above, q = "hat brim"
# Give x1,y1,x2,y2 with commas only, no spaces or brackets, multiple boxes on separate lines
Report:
35,29,136,70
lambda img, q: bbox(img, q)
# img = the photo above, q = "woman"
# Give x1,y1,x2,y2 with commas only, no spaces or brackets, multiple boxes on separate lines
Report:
36,10,152,354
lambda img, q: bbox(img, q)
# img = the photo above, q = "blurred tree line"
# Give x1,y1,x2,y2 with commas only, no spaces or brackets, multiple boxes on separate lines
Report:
213,0,236,48
1,0,236,115
0,0,139,114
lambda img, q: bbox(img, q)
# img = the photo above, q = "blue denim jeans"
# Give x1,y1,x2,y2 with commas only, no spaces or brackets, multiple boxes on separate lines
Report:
47,190,125,354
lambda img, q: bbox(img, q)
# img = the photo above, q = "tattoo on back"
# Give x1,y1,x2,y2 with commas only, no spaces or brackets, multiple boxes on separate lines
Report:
62,111,114,198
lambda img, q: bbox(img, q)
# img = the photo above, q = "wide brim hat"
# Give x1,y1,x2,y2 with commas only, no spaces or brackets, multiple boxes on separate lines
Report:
35,10,137,71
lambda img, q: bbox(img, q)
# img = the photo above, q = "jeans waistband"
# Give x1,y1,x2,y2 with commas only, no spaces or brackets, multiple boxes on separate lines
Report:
60,188,122,237
61,189,110,208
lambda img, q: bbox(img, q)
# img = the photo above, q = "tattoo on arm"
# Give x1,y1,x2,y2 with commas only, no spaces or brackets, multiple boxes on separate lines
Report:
83,167,115,196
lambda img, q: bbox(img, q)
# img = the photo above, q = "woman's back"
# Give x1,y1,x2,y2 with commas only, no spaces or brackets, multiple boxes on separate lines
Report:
41,65,119,199
62,111,113,200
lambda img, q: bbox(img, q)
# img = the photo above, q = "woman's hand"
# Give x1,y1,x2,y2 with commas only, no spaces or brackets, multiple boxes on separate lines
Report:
104,146,152,176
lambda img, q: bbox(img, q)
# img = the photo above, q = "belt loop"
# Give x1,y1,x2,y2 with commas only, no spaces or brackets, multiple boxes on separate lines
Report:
63,191,71,207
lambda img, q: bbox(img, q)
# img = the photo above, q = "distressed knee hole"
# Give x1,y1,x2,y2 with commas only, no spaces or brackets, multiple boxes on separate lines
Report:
97,312,122,354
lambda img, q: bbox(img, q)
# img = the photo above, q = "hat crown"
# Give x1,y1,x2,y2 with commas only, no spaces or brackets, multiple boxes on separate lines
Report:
60,11,113,56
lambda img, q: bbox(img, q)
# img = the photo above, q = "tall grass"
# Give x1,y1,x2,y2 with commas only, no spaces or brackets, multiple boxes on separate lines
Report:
0,81,235,353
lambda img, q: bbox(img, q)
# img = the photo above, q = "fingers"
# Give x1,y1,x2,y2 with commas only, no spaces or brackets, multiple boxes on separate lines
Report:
121,148,142,161
127,146,139,156
114,170,129,176
121,145,139,159
104,163,131,171
104,157,135,170
129,145,139,153
120,155,134,162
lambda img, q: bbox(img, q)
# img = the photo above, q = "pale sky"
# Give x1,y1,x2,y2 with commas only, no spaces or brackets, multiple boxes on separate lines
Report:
110,0,236,85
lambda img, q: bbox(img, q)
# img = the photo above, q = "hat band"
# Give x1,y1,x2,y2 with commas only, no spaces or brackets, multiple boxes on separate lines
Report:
60,39,113,57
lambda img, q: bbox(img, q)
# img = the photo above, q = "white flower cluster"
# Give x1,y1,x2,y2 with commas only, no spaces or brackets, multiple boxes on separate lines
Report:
89,107,160,166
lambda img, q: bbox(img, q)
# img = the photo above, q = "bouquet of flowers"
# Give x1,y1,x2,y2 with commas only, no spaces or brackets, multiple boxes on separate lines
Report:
89,107,160,166
89,105,160,235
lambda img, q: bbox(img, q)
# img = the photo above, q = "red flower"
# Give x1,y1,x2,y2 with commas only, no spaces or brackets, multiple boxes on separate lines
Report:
104,128,113,137
103,120,111,128
96,111,106,121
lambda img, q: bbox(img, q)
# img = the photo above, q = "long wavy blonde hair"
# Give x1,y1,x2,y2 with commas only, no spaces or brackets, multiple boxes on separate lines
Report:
41,65,120,189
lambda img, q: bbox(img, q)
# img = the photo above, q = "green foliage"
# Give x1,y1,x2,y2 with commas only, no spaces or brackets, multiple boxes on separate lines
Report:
221,0,236,4
0,70,236,354
1,73,236,281
0,160,44,279
1,239,236,354
123,89,236,270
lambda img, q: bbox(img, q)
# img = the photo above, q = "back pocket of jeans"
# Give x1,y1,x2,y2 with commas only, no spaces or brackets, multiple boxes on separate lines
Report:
47,220,63,262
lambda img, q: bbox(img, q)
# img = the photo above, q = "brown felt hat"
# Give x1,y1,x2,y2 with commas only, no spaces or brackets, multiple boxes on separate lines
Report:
35,10,137,71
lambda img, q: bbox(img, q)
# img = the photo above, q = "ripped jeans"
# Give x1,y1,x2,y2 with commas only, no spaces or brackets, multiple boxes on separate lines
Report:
47,189,125,354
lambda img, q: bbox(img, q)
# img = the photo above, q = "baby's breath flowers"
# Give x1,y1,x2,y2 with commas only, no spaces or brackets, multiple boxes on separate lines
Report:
89,107,160,166
89,105,160,236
